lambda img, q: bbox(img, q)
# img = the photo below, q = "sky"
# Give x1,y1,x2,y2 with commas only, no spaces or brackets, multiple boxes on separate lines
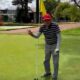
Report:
0,0,70,10
0,0,36,10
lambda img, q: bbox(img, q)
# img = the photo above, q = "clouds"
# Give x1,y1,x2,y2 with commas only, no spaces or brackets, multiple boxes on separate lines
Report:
0,0,36,10
0,0,69,10
0,0,17,10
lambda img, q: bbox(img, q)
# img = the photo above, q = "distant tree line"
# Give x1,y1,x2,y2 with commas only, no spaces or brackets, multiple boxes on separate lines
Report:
44,0,80,22
54,3,80,22
12,0,80,23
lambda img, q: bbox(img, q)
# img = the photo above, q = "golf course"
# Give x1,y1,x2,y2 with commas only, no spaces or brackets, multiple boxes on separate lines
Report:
0,27,80,80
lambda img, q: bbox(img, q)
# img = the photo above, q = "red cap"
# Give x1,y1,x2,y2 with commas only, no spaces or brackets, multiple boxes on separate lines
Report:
42,13,52,21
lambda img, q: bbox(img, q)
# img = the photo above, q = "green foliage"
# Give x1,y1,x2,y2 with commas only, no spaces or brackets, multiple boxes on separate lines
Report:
54,2,80,22
54,3,70,21
69,5,80,21
44,0,58,14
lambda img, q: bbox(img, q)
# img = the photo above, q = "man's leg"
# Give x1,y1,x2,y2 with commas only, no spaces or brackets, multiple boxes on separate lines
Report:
44,44,51,75
52,52,59,80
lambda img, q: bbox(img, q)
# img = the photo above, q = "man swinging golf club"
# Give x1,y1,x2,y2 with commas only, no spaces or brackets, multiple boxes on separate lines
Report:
28,13,61,80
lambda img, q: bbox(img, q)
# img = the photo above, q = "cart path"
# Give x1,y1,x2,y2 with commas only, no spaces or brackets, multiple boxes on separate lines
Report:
0,22,80,35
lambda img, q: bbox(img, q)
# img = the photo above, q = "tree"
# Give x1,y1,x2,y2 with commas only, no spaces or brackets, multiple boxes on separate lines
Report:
12,0,30,23
28,0,33,3
69,4,80,21
72,0,80,8
54,2,80,22
54,3,70,21
44,0,58,15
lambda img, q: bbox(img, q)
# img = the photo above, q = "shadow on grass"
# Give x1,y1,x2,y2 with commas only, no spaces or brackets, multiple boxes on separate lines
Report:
39,76,52,80
38,76,63,80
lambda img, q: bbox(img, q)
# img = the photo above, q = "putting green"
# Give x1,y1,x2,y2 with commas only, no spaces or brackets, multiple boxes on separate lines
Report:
0,28,80,80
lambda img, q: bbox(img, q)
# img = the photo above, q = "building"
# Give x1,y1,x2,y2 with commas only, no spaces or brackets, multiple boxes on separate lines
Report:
0,10,16,22
0,8,37,23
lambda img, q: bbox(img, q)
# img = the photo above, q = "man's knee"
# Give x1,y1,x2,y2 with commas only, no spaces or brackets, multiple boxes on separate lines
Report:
44,59,50,66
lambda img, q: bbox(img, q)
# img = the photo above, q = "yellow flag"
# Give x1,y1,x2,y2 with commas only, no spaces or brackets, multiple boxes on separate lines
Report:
40,0,46,16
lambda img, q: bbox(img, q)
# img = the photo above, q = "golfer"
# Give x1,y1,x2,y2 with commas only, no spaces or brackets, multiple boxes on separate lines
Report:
28,13,61,80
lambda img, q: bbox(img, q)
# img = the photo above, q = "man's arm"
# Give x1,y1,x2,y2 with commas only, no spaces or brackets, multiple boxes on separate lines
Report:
55,32,61,54
28,29,42,38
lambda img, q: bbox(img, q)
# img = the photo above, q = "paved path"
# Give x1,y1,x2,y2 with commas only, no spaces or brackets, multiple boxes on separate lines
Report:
0,22,80,35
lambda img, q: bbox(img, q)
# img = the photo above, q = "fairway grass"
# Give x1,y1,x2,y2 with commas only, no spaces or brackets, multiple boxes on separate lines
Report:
0,28,80,80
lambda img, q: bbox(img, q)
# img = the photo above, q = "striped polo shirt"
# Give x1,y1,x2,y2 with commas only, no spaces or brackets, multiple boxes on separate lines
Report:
39,22,60,45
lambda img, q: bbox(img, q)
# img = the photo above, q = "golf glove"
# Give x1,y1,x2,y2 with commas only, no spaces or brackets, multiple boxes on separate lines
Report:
54,48,59,55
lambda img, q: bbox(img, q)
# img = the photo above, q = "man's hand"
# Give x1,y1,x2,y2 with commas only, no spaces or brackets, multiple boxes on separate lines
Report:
27,29,32,35
54,48,59,55
27,29,36,38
